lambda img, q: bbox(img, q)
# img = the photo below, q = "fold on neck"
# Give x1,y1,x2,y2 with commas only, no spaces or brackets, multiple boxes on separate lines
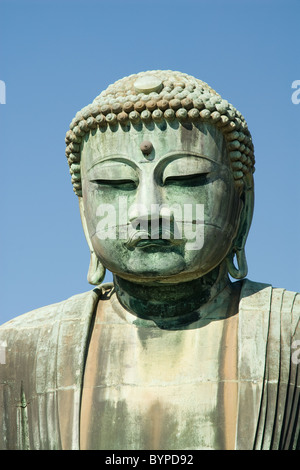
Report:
113,262,231,328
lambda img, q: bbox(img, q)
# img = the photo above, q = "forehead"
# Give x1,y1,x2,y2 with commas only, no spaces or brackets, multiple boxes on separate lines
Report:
81,121,228,169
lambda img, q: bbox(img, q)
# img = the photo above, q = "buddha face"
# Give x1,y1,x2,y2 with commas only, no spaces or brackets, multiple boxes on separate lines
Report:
80,121,243,284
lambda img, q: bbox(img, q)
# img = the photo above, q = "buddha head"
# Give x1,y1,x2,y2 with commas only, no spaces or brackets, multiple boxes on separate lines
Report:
65,71,255,287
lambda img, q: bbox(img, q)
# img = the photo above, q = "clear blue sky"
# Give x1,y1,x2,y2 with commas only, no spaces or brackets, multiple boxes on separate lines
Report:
0,0,299,324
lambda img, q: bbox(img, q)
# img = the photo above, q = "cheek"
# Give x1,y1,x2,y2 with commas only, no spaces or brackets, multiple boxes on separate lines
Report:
206,179,242,231
82,180,129,238
82,183,101,237
162,176,241,232
182,222,239,276
172,179,242,274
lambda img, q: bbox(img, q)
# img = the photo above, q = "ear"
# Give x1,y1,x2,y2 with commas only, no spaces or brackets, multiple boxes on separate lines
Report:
79,198,106,285
226,174,254,279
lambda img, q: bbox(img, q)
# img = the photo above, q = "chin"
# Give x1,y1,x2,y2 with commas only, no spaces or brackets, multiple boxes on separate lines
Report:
111,264,213,285
106,257,187,284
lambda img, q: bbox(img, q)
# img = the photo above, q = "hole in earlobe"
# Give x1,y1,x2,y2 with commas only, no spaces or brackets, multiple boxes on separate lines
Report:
226,248,248,280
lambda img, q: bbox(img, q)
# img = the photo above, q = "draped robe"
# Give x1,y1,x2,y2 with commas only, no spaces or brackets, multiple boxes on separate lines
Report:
0,279,299,450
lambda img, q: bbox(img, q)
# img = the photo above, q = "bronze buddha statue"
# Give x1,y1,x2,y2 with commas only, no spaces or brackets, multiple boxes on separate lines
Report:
0,71,298,450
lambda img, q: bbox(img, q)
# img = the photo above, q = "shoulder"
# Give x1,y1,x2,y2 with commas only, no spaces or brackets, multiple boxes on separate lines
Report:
0,287,102,388
240,278,299,305
0,288,101,334
239,278,299,337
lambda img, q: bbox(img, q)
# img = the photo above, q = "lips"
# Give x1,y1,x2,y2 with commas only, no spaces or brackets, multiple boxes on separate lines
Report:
125,227,182,249
135,238,172,248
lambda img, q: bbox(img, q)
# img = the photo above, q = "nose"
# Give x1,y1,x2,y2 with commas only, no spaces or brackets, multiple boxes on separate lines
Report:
128,175,162,222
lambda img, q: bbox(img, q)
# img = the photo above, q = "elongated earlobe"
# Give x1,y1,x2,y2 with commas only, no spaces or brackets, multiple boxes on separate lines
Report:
87,251,106,285
226,175,253,280
226,248,248,279
78,198,106,285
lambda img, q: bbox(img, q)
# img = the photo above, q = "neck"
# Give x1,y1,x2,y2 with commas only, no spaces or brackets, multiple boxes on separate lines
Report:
113,263,230,327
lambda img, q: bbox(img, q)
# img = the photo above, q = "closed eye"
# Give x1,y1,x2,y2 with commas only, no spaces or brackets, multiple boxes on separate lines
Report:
164,173,209,186
91,179,137,189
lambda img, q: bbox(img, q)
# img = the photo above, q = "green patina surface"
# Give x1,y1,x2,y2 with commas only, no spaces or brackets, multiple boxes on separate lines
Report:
0,71,298,450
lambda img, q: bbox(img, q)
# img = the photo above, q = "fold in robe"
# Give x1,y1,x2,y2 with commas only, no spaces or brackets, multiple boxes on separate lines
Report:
0,280,298,450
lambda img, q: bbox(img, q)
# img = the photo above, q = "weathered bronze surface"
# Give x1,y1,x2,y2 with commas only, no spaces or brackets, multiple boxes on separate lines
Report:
0,71,299,450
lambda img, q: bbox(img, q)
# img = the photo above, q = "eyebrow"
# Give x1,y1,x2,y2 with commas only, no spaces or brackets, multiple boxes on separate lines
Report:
87,155,138,172
157,151,216,163
153,151,221,172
